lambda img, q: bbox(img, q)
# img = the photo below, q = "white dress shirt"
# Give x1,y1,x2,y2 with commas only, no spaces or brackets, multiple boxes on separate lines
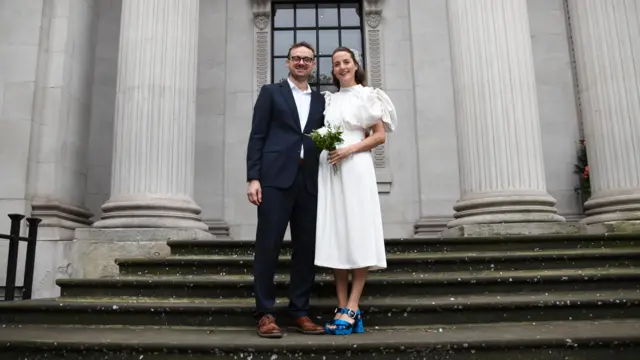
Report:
287,78,311,159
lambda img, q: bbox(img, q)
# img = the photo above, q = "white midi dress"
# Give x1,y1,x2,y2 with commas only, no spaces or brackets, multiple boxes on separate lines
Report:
314,84,397,271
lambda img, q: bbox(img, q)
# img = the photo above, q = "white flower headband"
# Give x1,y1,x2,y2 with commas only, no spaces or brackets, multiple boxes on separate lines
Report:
350,48,363,66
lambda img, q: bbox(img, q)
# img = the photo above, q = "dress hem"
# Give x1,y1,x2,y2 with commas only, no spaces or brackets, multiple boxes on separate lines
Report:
314,261,386,271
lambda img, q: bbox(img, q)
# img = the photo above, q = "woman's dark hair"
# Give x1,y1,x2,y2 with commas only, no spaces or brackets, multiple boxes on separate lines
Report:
331,47,366,88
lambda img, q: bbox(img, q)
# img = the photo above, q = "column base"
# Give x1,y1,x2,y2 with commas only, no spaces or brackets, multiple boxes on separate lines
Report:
93,196,209,230
442,222,584,238
413,216,450,238
581,193,640,225
448,193,565,228
72,228,214,278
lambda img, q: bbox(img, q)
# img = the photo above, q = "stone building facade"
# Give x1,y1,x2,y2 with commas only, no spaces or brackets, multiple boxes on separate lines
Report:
0,0,638,298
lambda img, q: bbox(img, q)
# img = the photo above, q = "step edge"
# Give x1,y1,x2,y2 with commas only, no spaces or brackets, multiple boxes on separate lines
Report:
2,295,640,312
55,268,640,287
115,248,640,265
167,234,640,248
2,321,640,351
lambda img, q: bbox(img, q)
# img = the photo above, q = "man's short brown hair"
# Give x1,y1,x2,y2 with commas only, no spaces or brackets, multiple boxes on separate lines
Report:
287,41,316,58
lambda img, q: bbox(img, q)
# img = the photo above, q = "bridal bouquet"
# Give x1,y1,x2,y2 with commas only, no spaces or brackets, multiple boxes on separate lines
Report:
307,124,344,175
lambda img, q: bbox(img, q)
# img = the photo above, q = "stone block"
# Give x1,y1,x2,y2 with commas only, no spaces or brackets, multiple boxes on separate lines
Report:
72,228,214,278
2,81,35,119
586,221,640,235
0,118,32,198
75,228,215,242
48,17,69,53
442,222,584,238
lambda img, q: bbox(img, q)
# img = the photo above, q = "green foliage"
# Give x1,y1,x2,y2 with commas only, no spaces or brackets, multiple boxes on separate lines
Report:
308,124,344,175
574,139,590,195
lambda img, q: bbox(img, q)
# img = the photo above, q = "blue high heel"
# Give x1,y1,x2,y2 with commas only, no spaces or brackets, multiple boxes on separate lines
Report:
325,308,364,335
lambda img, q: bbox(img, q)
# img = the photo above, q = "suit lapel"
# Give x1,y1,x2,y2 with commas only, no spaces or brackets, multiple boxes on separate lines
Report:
304,91,323,133
279,82,302,131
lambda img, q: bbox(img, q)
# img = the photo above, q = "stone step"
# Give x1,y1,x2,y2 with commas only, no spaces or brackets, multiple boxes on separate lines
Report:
2,290,639,328
0,287,22,300
0,320,639,359
57,268,640,299
116,248,640,276
168,234,639,256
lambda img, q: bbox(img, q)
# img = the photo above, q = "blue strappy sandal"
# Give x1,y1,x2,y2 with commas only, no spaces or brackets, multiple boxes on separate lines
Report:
325,308,364,335
324,307,345,329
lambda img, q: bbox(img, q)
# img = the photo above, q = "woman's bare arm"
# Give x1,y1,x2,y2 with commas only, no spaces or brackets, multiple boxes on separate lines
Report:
349,120,386,154
328,121,386,165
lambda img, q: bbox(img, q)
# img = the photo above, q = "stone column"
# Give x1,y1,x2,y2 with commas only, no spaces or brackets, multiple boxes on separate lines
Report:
567,0,640,227
93,0,208,231
445,0,565,232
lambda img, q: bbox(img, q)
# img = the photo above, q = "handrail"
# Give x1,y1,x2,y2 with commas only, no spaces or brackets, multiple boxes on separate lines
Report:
1,214,42,301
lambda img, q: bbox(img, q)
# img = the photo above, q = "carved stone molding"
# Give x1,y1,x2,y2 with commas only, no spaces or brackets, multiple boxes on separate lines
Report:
365,0,383,28
252,0,271,98
254,14,269,30
366,12,382,28
413,216,451,238
363,0,390,193
31,201,93,240
204,219,232,239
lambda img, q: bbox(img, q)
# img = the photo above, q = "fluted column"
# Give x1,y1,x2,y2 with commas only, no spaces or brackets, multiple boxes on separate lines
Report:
93,0,207,230
567,0,640,225
446,0,564,228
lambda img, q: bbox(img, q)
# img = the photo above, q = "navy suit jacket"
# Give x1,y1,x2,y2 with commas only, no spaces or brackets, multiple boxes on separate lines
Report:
246,81,326,195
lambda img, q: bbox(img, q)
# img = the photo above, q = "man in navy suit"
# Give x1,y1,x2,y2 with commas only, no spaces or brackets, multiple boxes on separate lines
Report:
246,42,326,338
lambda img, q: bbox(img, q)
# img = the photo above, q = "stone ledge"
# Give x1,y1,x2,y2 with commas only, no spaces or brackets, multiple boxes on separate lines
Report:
74,228,215,242
442,222,584,238
586,221,640,234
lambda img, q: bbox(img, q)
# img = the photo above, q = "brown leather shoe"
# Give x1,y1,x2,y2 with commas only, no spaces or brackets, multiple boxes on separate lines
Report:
257,314,283,338
290,316,325,335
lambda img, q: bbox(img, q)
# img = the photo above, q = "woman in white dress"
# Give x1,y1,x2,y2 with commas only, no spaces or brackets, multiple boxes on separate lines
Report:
314,47,397,335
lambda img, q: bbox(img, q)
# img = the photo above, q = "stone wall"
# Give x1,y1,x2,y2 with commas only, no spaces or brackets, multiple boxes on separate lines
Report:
82,0,583,241
0,0,591,297
528,0,582,218
85,0,120,223
0,0,99,297
0,0,45,288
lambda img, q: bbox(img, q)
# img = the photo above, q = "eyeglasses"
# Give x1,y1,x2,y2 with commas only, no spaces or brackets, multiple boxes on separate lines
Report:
289,56,314,64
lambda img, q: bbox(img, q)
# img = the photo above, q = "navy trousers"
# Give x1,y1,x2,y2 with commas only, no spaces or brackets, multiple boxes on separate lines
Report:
253,165,317,319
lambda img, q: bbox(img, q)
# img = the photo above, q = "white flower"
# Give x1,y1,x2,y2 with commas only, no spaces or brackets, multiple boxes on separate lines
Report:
316,127,329,136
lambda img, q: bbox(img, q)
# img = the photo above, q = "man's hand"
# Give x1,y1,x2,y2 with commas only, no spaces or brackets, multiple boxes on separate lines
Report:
247,180,262,206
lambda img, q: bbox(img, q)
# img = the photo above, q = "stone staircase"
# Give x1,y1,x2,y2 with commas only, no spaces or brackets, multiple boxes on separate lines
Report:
1,234,640,359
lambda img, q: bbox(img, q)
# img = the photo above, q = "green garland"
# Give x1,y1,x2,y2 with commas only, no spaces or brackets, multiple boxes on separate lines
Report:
574,139,590,199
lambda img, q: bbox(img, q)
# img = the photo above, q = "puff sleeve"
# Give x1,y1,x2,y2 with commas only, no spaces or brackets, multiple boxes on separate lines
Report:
358,87,397,133
322,91,332,113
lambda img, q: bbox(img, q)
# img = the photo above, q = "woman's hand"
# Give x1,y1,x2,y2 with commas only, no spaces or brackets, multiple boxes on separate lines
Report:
329,146,353,165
